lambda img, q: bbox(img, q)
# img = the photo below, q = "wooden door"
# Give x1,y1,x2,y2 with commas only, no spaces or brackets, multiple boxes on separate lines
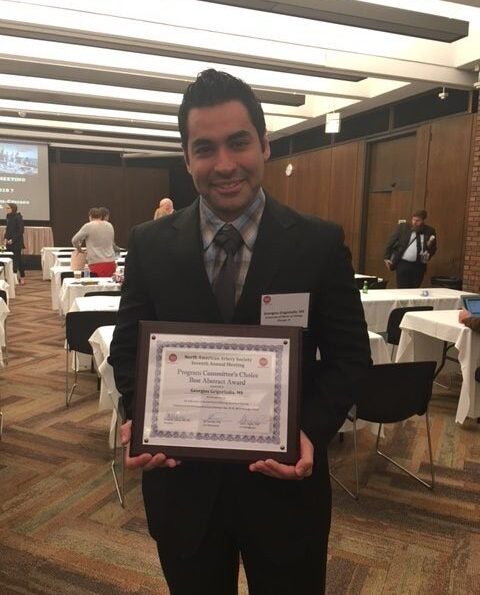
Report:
363,135,416,285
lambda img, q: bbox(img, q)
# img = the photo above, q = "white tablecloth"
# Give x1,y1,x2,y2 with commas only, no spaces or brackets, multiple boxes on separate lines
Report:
89,325,118,448
0,279,10,305
71,295,121,313
0,295,9,366
0,257,16,298
41,247,74,280
396,309,480,424
50,266,72,310
361,288,478,333
0,226,53,255
59,278,121,316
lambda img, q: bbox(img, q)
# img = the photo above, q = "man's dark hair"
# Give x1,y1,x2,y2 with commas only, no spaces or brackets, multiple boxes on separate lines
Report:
7,202,17,213
413,209,427,220
178,69,266,151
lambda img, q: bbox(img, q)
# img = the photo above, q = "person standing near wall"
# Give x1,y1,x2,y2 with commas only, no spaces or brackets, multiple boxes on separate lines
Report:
153,197,174,220
4,202,25,285
384,209,437,288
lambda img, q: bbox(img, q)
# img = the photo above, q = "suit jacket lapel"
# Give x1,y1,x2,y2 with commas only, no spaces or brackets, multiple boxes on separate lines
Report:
171,199,222,322
235,195,297,323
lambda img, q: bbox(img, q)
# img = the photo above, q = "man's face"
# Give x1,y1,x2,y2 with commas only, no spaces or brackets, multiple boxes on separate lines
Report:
184,100,270,222
411,216,424,231
4,205,11,214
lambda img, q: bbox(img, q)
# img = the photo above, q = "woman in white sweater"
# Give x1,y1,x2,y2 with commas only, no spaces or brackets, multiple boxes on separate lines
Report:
71,207,117,277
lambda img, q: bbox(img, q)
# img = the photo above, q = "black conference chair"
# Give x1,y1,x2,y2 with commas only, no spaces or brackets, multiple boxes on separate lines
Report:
65,310,118,407
330,361,437,499
386,306,433,359
60,271,98,283
84,290,122,297
0,289,8,366
369,279,388,289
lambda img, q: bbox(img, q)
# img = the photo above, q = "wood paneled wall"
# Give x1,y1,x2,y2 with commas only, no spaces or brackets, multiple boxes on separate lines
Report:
49,162,169,248
264,113,474,281
263,142,365,266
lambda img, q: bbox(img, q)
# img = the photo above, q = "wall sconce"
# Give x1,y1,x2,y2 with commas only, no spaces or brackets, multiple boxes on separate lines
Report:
326,112,341,134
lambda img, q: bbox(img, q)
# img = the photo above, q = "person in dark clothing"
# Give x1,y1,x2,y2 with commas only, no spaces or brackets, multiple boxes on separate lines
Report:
109,69,371,595
384,209,437,288
4,202,25,284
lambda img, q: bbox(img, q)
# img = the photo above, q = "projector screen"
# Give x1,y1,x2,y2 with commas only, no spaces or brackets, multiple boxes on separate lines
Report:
0,141,50,221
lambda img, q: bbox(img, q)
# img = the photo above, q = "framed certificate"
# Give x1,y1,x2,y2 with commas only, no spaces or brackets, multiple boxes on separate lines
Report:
131,321,302,464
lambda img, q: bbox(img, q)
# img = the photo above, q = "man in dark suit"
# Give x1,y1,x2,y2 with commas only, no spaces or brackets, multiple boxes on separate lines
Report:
384,210,437,288
109,69,371,595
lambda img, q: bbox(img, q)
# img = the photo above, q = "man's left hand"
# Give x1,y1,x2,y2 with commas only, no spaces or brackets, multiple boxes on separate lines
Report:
248,430,313,480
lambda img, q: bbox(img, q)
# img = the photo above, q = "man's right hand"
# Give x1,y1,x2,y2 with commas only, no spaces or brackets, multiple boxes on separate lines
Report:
384,259,393,271
120,420,181,471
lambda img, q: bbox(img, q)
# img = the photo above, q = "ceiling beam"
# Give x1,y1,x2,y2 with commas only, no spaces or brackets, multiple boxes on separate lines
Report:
0,23,364,83
0,56,306,107
202,0,469,42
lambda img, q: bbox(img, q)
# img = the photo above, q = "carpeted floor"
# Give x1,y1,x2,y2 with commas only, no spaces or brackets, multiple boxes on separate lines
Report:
0,271,479,594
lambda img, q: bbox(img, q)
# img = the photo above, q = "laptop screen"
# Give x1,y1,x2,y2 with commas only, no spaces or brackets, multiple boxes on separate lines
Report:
462,297,480,316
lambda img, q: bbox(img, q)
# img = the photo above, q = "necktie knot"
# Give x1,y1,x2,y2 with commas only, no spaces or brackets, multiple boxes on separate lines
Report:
214,224,243,256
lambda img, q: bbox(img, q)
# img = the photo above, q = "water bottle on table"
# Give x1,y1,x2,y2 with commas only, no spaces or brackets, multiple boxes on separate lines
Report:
83,264,90,279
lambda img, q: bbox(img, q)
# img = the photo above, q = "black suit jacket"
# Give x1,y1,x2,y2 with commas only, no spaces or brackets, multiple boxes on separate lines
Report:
109,195,371,556
384,222,437,267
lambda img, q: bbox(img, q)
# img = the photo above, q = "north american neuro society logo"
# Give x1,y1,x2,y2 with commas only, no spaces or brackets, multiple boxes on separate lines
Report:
263,295,271,304
168,353,178,363
259,357,268,367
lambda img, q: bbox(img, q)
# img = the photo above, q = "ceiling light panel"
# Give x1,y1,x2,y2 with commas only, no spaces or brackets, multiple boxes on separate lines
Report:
0,98,179,125
0,115,181,137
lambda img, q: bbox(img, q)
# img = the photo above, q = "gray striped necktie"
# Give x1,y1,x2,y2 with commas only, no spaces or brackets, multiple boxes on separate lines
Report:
213,224,243,322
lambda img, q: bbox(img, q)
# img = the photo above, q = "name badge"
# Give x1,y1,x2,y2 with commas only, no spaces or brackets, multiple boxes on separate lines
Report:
260,293,310,328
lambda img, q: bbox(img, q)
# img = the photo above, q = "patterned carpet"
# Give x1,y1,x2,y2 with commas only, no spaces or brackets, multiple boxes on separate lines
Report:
0,272,479,594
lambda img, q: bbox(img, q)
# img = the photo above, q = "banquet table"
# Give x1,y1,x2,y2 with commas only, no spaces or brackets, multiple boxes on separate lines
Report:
0,295,9,367
361,288,478,333
71,295,121,313
41,247,74,280
0,226,54,255
59,278,121,315
50,266,72,310
0,257,16,298
396,309,480,424
89,325,119,448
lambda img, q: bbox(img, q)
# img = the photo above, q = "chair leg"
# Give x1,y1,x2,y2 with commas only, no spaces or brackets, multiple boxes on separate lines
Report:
111,414,125,507
65,350,78,407
375,411,434,490
0,410,3,439
329,406,359,500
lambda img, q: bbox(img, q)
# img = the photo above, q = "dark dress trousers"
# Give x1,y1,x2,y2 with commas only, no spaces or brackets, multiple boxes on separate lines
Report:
384,222,437,288
109,196,371,590
4,211,25,277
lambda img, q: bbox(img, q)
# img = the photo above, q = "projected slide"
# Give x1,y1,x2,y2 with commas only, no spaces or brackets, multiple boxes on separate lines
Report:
0,141,50,221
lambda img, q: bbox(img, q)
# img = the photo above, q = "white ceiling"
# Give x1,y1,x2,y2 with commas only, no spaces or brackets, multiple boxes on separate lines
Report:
0,0,478,157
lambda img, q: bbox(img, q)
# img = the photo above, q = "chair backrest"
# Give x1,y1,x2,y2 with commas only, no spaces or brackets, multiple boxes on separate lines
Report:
370,279,388,289
356,361,436,423
65,311,118,355
0,289,7,303
386,306,433,345
84,290,122,297
60,271,98,283
355,276,377,290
